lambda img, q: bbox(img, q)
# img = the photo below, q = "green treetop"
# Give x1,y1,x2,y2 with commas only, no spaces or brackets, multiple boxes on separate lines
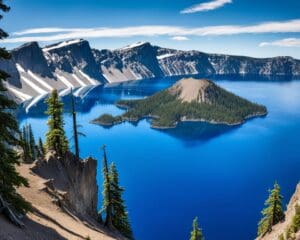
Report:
0,0,30,214
110,162,133,239
258,182,285,236
190,217,204,240
45,90,69,156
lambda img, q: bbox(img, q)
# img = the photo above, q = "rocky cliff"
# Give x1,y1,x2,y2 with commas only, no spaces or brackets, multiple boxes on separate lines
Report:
0,155,124,240
32,151,98,220
1,39,300,102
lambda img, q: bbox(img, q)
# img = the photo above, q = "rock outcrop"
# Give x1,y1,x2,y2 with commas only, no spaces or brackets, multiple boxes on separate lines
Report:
32,151,98,220
258,183,300,240
0,162,121,240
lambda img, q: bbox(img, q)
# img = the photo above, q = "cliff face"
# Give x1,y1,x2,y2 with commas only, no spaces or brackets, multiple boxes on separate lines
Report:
1,39,300,102
32,151,98,220
258,184,300,240
11,42,53,78
0,158,122,240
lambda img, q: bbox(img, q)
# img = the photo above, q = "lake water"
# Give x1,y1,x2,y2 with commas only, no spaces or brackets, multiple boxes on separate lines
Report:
19,77,300,240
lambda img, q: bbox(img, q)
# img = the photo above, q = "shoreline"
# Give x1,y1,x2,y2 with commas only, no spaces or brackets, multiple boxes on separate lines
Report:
92,111,268,129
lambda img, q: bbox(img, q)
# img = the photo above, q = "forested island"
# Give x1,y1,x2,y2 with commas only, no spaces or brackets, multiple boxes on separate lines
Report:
92,78,267,128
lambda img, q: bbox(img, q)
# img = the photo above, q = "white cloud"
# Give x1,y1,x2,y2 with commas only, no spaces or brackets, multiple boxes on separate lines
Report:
12,28,92,36
181,0,232,14
259,38,300,47
171,36,189,41
3,19,300,44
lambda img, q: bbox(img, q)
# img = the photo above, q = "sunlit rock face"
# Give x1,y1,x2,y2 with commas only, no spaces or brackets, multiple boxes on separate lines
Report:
32,151,98,220
1,39,300,101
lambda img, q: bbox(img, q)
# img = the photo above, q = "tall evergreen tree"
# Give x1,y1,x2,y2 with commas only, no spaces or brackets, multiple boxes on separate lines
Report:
101,145,113,228
100,146,134,238
21,125,29,162
110,162,133,239
0,0,30,214
257,182,285,236
28,124,36,160
37,137,45,159
190,217,204,240
20,124,38,163
70,88,79,159
45,90,68,156
20,124,34,162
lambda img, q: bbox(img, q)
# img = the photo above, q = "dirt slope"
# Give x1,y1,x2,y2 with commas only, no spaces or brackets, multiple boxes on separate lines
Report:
0,163,122,240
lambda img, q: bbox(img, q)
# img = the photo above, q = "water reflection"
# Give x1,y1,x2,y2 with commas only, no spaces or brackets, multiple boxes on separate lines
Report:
155,121,239,144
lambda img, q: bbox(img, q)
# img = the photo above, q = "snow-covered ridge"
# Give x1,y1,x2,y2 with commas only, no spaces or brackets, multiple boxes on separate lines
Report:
43,39,84,52
120,41,148,50
2,39,300,104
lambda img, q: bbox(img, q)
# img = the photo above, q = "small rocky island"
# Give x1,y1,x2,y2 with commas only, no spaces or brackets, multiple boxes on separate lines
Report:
92,78,267,128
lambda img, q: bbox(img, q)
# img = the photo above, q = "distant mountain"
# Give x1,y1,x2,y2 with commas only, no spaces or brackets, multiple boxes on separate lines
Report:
1,39,300,102
92,78,267,128
0,39,103,101
93,41,164,82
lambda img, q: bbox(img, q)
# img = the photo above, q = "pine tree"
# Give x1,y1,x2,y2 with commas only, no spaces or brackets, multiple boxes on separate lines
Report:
37,137,45,159
20,124,36,163
257,182,285,236
20,125,30,162
70,88,80,159
190,217,204,240
110,162,133,239
45,89,68,156
28,124,36,160
0,0,30,214
101,145,113,228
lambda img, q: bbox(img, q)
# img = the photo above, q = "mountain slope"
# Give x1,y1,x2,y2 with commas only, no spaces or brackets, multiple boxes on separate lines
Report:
156,47,300,76
93,41,163,82
93,78,267,128
1,39,300,103
0,39,104,102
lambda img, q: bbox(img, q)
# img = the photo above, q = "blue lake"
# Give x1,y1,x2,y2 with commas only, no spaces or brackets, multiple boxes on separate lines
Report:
19,77,300,240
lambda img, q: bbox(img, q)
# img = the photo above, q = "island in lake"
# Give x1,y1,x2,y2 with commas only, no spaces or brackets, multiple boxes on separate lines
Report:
92,78,267,128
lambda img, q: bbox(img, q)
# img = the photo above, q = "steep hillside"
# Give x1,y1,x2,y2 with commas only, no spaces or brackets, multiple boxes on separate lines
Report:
0,153,124,240
93,42,163,82
0,39,103,102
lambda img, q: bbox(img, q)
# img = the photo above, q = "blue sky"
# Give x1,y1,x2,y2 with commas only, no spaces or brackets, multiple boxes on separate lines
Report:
2,0,300,58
